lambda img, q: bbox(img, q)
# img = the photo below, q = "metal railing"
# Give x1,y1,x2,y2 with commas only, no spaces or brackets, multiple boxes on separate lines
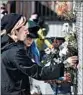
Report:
35,1,75,21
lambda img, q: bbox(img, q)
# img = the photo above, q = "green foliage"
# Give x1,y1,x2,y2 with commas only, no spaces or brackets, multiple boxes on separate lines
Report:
65,32,78,53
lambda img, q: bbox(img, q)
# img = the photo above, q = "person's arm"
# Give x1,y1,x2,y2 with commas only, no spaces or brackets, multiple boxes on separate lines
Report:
11,47,42,80
10,46,64,80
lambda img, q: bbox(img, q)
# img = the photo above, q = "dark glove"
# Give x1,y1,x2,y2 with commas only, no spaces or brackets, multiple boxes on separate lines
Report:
40,62,64,80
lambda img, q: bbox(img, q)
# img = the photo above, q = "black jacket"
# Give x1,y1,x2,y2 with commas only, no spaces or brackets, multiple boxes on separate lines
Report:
1,35,64,95
1,35,42,95
1,34,13,51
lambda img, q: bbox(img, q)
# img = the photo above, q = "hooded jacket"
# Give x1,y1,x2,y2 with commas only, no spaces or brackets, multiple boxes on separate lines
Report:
1,35,64,95
1,34,14,53
1,35,42,95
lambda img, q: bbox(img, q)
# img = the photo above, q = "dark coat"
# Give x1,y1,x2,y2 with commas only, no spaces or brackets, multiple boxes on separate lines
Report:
1,35,64,95
1,35,42,95
1,34,14,53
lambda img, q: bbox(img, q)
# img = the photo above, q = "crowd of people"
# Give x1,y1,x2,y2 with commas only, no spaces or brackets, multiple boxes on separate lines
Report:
1,3,78,95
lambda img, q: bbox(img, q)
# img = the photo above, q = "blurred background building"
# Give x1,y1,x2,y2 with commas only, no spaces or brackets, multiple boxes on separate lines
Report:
0,0,76,38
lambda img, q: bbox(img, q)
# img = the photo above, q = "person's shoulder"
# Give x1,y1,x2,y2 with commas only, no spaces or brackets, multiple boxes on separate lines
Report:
5,41,25,56
16,41,25,49
6,41,25,52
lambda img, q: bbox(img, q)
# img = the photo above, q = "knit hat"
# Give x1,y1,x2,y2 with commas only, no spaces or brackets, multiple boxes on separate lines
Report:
27,20,40,38
1,13,22,34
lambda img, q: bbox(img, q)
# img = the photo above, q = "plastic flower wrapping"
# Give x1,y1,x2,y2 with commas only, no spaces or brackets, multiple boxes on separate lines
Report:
55,0,75,20
65,32,78,56
40,32,78,84
41,31,78,65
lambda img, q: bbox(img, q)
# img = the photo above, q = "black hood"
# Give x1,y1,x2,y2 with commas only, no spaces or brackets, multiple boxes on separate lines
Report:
1,35,14,53
1,35,24,53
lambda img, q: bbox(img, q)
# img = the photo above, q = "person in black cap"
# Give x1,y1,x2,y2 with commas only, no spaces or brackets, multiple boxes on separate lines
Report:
2,13,75,95
52,37,65,50
1,13,31,95
1,13,26,52
23,20,40,65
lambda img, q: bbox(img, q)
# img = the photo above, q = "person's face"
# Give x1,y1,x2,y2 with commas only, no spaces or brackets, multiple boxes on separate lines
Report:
52,40,60,48
53,39,63,48
24,37,33,47
17,25,29,41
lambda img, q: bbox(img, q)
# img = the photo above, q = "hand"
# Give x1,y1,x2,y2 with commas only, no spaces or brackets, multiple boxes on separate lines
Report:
66,56,78,68
64,72,71,82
